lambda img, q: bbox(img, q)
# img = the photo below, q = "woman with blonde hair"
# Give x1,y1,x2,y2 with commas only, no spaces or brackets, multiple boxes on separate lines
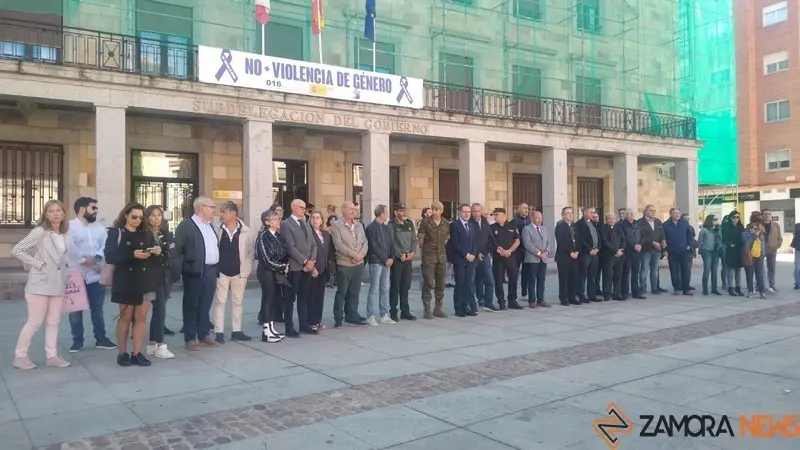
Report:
11,199,71,369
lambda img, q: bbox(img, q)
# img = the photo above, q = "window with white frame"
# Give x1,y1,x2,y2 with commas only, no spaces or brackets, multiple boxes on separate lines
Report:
765,100,790,122
766,149,791,171
764,51,789,74
763,2,788,27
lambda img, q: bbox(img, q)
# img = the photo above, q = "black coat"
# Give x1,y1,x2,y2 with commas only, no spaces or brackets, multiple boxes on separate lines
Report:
574,219,600,255
554,220,577,262
639,217,666,252
600,224,624,259
105,228,162,303
721,221,744,269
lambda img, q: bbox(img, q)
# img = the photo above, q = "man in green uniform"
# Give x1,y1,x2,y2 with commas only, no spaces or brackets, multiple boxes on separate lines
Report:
417,201,450,319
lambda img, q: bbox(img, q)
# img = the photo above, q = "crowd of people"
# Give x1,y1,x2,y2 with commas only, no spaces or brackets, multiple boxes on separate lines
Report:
9,196,800,370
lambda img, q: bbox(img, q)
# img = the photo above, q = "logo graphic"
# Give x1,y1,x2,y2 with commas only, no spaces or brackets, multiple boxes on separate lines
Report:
594,403,634,449
215,49,238,83
396,76,413,105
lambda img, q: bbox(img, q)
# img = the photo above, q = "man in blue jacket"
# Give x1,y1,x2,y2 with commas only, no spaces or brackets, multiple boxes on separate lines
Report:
663,208,695,295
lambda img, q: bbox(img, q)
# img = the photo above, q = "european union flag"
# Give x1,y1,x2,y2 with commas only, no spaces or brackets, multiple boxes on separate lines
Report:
364,0,376,41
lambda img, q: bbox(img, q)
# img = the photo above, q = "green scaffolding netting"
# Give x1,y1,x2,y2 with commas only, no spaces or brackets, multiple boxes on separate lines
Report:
8,0,737,186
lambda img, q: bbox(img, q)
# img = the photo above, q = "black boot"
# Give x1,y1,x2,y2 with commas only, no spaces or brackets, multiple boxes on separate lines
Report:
735,287,744,297
728,287,736,296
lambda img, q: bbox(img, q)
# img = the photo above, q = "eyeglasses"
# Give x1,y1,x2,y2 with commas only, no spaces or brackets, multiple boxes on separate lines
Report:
202,204,216,209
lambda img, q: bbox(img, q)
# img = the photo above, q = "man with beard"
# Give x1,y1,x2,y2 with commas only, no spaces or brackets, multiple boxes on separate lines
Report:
67,197,117,352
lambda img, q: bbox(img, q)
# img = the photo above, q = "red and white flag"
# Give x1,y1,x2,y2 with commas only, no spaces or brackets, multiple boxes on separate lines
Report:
256,0,271,25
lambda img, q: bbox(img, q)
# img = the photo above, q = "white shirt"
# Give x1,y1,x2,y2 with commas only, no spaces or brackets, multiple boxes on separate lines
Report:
67,218,108,284
192,215,220,265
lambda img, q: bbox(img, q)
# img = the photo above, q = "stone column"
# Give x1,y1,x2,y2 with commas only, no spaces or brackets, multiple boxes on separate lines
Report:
243,120,273,229
675,158,699,222
613,153,638,212
542,147,568,230
95,105,126,225
361,131,391,220
458,140,486,206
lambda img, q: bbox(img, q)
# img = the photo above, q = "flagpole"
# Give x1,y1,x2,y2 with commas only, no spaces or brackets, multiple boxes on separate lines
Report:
261,23,266,55
371,15,376,72
316,0,323,64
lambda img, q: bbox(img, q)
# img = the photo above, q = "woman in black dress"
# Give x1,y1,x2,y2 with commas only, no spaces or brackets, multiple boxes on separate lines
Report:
104,202,161,366
255,210,289,343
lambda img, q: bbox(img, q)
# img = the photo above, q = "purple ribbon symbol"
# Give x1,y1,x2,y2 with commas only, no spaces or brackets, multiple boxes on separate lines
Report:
215,49,238,83
396,76,413,104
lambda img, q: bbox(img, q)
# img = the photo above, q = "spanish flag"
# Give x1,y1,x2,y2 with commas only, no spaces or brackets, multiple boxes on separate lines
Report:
311,0,325,35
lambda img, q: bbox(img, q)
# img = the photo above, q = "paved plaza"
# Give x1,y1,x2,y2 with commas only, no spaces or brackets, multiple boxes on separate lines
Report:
1,264,800,449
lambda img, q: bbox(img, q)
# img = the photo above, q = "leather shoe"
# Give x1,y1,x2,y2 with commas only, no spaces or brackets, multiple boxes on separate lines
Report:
400,312,417,321
538,301,552,308
345,318,368,326
285,329,301,338
300,328,319,335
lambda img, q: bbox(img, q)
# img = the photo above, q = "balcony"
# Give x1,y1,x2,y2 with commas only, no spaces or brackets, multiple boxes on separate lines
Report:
0,18,696,140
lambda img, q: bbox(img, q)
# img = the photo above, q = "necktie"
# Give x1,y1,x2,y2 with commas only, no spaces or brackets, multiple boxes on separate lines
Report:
537,226,544,239
299,219,308,237
464,222,469,235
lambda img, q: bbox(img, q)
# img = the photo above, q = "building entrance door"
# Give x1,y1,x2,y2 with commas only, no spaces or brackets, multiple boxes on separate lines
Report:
131,150,198,231
273,160,308,218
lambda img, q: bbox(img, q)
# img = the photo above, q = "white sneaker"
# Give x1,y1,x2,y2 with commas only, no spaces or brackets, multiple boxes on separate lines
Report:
146,343,158,355
154,344,175,359
767,288,776,293
378,315,396,324
366,316,379,326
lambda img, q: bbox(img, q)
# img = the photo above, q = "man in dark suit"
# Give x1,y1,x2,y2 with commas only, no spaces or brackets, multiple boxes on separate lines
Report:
280,199,318,337
600,212,625,301
449,203,479,317
592,210,603,297
471,203,500,311
554,207,580,306
620,209,646,300
171,196,220,351
575,207,601,303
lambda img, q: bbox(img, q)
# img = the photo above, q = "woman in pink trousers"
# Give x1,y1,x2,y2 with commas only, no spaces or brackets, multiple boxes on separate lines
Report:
11,199,71,370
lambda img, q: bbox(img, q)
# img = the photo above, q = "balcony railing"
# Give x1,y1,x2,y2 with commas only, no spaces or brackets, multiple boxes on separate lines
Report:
0,18,696,140
423,81,696,140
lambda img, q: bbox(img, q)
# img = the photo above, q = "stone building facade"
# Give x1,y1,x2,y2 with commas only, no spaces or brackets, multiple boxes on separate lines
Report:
0,57,699,263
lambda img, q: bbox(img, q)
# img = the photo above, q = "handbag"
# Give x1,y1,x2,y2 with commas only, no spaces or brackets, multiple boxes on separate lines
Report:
99,229,122,285
741,246,753,268
62,269,89,314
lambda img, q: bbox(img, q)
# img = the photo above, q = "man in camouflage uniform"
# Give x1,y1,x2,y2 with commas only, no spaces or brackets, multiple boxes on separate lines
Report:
417,201,450,319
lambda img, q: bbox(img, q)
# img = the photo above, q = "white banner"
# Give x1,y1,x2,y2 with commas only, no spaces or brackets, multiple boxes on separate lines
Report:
197,46,423,109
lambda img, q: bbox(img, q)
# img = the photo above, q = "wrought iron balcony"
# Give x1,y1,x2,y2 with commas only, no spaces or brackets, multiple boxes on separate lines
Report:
423,81,696,140
0,18,696,140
